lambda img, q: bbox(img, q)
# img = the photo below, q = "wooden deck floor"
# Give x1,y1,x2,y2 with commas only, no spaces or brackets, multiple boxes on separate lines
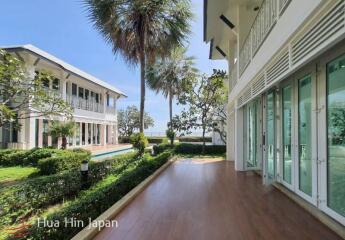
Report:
95,159,342,240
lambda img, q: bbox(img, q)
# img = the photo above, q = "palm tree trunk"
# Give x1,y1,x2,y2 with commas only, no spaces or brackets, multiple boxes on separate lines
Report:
139,51,146,133
169,90,173,128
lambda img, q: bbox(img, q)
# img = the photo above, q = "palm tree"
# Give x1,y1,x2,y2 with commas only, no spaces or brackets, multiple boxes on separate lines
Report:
146,47,197,126
84,0,192,132
48,121,75,149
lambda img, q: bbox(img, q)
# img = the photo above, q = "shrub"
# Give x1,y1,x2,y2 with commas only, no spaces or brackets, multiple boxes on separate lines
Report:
178,136,212,143
147,137,166,144
23,148,58,166
153,143,174,155
26,151,172,239
37,149,91,175
0,149,28,166
0,152,138,227
119,136,130,144
130,133,148,155
166,129,175,145
174,143,226,155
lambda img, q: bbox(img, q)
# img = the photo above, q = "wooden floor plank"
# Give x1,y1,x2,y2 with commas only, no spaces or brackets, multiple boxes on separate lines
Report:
95,159,342,240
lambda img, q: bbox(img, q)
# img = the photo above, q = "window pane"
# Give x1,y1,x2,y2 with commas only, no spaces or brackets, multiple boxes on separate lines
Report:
247,101,257,168
327,55,345,217
298,75,312,196
52,78,60,90
267,92,275,179
282,85,292,184
72,83,77,96
79,87,84,99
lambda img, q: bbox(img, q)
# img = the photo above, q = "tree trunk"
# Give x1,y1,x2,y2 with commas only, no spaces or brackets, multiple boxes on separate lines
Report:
139,51,146,133
169,90,173,128
202,126,206,154
61,136,67,149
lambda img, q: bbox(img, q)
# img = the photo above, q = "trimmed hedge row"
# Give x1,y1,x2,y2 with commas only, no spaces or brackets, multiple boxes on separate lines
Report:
0,149,30,166
153,143,226,155
0,152,138,227
37,149,91,175
178,136,212,143
26,151,172,240
119,136,168,144
175,143,226,155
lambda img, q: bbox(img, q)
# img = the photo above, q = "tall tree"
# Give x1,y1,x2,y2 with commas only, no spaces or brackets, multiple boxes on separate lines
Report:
0,50,73,130
146,47,197,126
118,105,154,137
172,70,228,152
84,0,192,132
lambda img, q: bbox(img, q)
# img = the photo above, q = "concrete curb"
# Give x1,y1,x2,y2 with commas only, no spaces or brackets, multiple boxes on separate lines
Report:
72,156,178,240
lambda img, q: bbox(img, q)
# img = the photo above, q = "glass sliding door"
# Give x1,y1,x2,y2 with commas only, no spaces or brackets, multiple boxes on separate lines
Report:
326,55,345,217
282,85,293,184
247,101,258,168
266,92,276,181
298,75,313,196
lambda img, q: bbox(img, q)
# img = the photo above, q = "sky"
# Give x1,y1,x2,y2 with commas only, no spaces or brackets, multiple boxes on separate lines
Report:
0,0,227,133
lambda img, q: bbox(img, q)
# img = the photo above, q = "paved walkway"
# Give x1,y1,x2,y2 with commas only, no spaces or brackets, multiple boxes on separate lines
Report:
95,159,342,240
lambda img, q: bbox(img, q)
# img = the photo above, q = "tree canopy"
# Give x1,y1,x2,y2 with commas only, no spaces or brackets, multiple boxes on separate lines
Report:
118,105,154,137
0,50,73,130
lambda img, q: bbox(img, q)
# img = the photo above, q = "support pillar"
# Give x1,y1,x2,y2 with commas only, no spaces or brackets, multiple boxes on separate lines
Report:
235,107,244,171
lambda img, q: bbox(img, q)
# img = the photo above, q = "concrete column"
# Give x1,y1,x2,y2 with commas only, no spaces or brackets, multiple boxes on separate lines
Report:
62,79,67,101
38,119,43,148
101,124,107,146
90,123,93,145
114,124,118,144
26,117,36,149
235,107,244,171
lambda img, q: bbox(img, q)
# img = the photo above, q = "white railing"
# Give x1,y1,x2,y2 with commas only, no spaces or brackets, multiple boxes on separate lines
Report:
106,106,116,115
67,96,104,113
238,0,284,77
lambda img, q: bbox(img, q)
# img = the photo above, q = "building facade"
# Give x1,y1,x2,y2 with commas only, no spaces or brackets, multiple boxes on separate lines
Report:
0,45,125,150
205,0,345,228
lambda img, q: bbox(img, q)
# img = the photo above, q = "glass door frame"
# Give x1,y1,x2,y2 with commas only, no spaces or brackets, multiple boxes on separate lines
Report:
293,66,318,206
262,89,277,185
243,98,263,171
318,50,345,226
279,79,295,191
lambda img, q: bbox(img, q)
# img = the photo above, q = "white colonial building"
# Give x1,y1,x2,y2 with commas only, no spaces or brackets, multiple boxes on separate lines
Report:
0,44,126,150
205,0,345,232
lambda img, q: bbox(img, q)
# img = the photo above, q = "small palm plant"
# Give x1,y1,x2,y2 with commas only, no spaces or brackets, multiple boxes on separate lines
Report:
146,47,197,126
49,121,75,149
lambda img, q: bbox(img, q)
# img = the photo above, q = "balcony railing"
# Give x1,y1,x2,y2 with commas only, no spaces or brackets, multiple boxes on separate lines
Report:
105,106,116,115
238,0,290,79
67,96,104,113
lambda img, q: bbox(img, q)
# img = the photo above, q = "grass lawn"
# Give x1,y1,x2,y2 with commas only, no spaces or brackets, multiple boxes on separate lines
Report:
0,166,38,185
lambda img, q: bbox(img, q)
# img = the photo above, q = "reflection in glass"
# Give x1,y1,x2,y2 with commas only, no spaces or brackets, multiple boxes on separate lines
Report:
267,92,275,179
247,101,257,168
282,85,292,184
298,76,312,196
327,56,345,217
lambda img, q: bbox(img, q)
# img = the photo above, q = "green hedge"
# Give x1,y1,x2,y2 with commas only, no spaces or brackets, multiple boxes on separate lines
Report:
0,149,28,166
178,136,212,143
0,152,138,227
0,148,61,167
37,149,91,175
147,137,166,144
174,143,226,155
26,151,172,240
119,136,130,144
153,144,174,155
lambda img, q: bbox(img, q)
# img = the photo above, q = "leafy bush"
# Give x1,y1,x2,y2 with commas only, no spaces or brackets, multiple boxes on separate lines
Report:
147,137,166,144
175,143,226,155
26,151,172,239
23,148,58,166
153,143,174,155
130,133,148,155
119,136,130,143
37,149,91,175
166,129,175,145
0,152,138,227
178,136,212,143
0,149,28,166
